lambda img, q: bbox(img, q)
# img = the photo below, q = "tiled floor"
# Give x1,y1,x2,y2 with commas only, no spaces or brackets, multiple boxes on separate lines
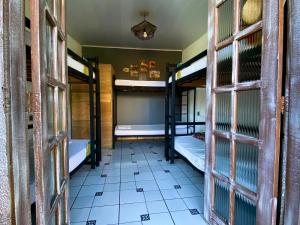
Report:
70,140,208,225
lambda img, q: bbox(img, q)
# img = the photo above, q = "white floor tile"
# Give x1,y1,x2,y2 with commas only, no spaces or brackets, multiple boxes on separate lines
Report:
165,199,187,212
70,177,86,187
119,202,148,224
70,186,81,198
120,189,145,204
176,185,203,198
156,178,177,190
70,208,90,223
93,191,119,206
103,183,120,192
135,172,155,181
72,196,94,209
136,180,158,191
183,197,204,213
120,222,142,225
160,189,180,200
146,200,168,214
142,213,174,225
78,185,104,197
89,205,119,225
171,210,207,225
121,175,136,182
84,176,106,185
144,191,163,202
121,182,137,190
106,176,121,184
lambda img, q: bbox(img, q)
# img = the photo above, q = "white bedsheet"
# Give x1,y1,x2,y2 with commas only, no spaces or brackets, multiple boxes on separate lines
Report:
115,124,193,136
67,55,95,78
174,135,205,172
115,79,165,87
69,139,89,173
169,56,207,83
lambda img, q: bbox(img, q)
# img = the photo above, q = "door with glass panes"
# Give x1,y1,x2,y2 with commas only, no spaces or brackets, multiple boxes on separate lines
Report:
30,0,68,224
204,0,282,224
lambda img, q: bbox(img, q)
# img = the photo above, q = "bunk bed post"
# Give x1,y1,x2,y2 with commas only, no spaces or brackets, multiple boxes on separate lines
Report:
170,68,176,164
95,58,101,165
112,76,116,149
193,88,196,134
165,64,170,161
187,90,189,134
88,65,96,169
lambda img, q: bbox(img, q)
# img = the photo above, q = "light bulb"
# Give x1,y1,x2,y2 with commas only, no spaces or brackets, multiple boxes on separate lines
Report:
143,31,148,38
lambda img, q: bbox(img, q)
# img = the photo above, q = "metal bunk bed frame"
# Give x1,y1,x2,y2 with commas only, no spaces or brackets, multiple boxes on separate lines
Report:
165,50,207,163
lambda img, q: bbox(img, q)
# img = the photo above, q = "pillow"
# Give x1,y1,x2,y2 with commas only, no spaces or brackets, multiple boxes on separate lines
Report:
193,132,205,141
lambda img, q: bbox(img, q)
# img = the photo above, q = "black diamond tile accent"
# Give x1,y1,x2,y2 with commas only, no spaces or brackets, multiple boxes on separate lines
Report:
131,153,135,155
132,160,137,163
141,214,150,221
164,170,170,173
157,159,162,162
174,185,181,189
86,220,96,225
136,188,144,192
189,209,200,215
95,192,103,196
104,163,110,165
152,151,158,154
149,146,153,148
101,174,107,178
134,172,139,175
106,154,112,156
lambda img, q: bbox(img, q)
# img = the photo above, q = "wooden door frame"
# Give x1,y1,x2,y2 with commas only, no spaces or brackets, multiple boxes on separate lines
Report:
0,0,31,224
204,0,282,224
282,0,300,224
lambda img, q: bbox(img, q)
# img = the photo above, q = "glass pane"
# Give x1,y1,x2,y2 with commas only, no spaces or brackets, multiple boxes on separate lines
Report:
50,214,56,225
57,40,63,81
215,92,231,132
218,0,234,42
217,45,233,86
47,86,55,138
56,0,62,24
59,142,64,186
237,89,260,138
236,142,258,192
215,137,231,177
60,194,66,225
235,192,256,225
214,179,230,223
240,0,262,30
46,20,54,76
50,149,56,206
58,91,63,132
238,30,262,83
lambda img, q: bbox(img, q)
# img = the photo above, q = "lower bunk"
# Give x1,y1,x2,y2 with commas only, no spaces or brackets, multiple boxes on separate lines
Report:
173,135,206,172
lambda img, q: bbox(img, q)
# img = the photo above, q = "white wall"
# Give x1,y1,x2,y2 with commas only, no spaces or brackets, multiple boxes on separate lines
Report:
182,33,208,62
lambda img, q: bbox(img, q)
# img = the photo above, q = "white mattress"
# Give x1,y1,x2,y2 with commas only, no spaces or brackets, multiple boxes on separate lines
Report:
169,56,207,83
115,124,193,136
115,79,165,87
174,135,206,172
67,55,95,78
69,139,89,173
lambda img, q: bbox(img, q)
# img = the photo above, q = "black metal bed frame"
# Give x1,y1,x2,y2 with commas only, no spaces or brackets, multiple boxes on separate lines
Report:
165,51,207,163
67,49,101,169
112,76,166,148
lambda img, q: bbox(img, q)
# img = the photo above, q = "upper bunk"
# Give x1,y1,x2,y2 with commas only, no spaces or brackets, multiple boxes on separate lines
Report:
168,50,207,88
114,78,166,92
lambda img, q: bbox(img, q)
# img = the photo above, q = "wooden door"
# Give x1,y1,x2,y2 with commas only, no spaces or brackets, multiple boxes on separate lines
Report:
30,0,68,224
205,0,282,224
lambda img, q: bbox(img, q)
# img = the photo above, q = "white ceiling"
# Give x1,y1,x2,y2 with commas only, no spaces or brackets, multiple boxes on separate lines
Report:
66,0,208,50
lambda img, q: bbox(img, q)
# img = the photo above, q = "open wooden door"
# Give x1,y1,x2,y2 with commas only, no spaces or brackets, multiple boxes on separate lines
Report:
204,0,283,224
30,0,68,224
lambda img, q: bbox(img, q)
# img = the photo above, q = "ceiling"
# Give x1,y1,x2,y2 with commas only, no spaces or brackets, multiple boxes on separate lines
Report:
66,0,208,50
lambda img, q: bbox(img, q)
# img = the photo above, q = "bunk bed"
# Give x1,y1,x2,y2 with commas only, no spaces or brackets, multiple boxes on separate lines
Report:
113,78,167,146
165,50,207,172
25,18,101,204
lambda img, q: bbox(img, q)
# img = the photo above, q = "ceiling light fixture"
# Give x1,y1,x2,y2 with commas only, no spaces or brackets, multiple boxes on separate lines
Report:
131,12,157,40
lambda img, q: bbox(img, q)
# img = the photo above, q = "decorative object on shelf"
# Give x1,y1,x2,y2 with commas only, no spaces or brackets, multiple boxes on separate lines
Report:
131,11,157,40
241,0,262,26
123,67,130,73
149,70,160,79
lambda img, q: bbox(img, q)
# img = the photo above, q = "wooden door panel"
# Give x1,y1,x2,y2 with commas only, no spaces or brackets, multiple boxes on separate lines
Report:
205,0,282,224
31,0,68,224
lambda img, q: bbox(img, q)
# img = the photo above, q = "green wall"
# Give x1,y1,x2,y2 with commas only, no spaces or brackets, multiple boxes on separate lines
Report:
83,47,182,80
